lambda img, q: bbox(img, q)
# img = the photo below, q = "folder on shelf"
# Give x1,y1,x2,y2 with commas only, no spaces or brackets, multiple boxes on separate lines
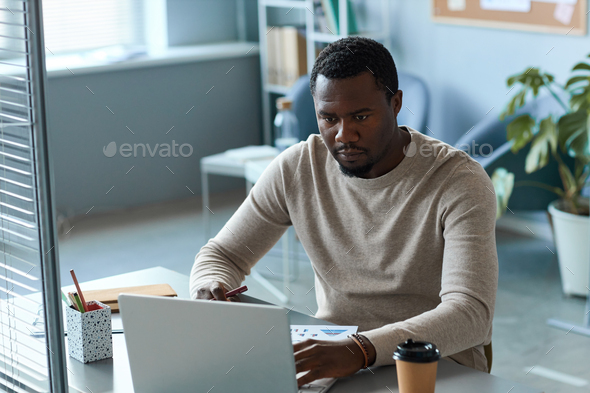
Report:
264,1,361,89
267,26,282,85
280,26,307,88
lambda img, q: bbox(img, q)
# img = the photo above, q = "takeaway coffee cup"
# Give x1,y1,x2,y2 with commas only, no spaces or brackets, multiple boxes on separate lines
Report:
393,339,441,393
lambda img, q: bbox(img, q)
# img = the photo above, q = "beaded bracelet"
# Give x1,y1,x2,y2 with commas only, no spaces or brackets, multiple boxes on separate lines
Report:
348,333,369,369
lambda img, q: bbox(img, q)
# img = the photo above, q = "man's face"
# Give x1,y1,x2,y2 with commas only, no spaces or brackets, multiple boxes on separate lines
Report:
313,72,403,178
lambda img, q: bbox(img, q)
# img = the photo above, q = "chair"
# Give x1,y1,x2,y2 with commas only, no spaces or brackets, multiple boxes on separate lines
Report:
287,71,430,141
453,93,574,211
397,72,430,133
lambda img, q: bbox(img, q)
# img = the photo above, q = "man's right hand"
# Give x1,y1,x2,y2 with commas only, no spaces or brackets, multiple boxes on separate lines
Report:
195,281,240,302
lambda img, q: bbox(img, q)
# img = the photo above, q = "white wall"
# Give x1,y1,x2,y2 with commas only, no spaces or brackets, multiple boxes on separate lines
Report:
387,1,590,144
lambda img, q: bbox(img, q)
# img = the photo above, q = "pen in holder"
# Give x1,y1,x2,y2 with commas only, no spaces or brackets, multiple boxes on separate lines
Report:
66,300,113,363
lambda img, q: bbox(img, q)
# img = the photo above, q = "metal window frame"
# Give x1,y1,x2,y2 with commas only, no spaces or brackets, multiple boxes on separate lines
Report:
26,0,68,391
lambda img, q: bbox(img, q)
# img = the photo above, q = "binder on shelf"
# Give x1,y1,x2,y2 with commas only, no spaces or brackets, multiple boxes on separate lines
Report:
267,26,282,85
321,0,358,35
313,0,330,33
280,26,307,88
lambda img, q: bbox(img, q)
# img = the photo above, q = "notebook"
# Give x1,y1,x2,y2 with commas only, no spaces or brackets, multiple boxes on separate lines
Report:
83,283,177,312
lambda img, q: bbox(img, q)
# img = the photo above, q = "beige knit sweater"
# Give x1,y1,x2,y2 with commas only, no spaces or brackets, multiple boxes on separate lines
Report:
190,126,498,372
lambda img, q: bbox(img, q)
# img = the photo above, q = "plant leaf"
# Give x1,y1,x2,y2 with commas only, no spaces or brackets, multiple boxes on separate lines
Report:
557,109,588,158
567,60,590,111
507,115,535,153
517,88,527,106
540,116,558,154
507,75,518,87
491,168,514,220
525,117,558,173
500,67,554,120
572,62,590,71
570,92,588,112
567,126,590,160
526,137,549,173
500,92,519,120
565,75,589,89
566,111,590,161
530,74,544,96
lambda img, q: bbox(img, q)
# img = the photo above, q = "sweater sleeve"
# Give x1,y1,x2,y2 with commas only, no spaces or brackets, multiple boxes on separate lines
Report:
361,157,498,367
189,149,297,299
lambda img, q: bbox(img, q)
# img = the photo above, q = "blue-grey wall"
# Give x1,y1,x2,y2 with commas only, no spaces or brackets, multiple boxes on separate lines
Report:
387,1,589,145
47,0,263,217
47,54,261,216
167,0,261,45
167,0,239,46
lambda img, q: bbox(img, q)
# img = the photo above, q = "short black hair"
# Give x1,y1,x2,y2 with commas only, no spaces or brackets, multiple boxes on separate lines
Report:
310,37,398,103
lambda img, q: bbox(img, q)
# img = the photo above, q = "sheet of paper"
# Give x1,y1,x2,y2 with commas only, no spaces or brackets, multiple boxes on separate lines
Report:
553,3,575,24
534,0,576,4
448,0,467,11
290,325,358,343
480,0,531,12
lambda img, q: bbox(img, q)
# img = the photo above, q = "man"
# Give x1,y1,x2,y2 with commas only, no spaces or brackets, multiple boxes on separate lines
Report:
191,37,498,387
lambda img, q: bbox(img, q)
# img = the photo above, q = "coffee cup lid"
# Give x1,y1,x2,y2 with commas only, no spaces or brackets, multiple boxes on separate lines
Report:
392,339,441,363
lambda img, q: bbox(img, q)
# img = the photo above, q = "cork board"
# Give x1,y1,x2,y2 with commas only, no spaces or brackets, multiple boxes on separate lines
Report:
432,0,587,35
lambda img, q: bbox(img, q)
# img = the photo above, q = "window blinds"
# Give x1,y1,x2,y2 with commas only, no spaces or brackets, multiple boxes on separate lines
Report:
0,1,67,392
42,0,144,54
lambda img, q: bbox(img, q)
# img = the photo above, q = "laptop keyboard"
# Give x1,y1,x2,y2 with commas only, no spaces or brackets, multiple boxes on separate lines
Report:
298,384,327,392
296,375,336,393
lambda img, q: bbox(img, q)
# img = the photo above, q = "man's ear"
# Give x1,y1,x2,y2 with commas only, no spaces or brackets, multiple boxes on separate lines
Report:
391,89,403,117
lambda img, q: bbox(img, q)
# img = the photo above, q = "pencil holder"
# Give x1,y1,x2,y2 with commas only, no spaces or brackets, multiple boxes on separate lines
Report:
66,300,113,363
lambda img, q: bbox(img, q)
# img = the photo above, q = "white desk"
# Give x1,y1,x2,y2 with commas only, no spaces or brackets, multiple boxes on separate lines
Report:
64,267,543,393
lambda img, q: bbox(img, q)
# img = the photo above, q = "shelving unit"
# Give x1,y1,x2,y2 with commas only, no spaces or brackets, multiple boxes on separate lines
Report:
258,0,391,145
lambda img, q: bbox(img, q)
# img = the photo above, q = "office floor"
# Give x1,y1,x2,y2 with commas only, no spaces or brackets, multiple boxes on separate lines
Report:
58,189,589,393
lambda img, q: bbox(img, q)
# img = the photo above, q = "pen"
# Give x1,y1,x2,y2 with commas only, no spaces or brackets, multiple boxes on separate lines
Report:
225,285,248,298
70,269,89,312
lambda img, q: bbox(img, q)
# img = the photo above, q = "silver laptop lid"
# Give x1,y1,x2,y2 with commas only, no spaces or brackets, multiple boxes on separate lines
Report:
119,294,298,393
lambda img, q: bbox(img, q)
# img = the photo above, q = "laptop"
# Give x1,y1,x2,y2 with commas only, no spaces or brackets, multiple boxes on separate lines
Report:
119,294,337,393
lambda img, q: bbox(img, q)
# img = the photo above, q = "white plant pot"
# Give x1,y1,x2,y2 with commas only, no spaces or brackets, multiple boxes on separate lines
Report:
548,199,590,297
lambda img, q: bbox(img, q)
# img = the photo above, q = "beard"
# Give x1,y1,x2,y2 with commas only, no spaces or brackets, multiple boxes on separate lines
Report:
336,142,391,178
337,158,376,178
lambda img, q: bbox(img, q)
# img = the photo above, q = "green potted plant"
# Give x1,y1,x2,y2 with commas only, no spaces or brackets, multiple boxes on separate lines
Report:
495,55,590,297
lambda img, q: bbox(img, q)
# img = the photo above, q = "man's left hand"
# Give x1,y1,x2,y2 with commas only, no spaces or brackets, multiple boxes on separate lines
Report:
293,337,365,387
